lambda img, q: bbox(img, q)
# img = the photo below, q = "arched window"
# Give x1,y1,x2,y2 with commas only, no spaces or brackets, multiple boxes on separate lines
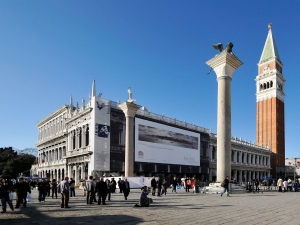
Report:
86,126,89,146
79,128,82,148
231,151,234,162
270,81,273,87
264,83,266,89
260,84,263,91
212,146,216,160
72,131,76,150
267,82,269,89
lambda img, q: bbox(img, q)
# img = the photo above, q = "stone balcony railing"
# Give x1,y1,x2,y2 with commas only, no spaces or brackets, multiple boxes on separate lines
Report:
65,146,91,158
38,159,66,167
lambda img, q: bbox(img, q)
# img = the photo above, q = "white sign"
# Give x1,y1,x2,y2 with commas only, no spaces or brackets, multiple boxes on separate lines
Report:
135,118,200,166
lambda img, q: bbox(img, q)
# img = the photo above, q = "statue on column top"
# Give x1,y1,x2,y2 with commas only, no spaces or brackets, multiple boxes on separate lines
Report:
127,87,136,103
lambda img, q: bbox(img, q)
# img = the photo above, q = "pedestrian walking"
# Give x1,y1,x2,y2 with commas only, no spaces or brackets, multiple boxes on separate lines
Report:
58,177,70,208
122,178,130,200
277,178,283,192
37,179,47,202
69,178,75,197
14,177,31,208
151,176,156,196
157,177,162,197
51,179,58,199
85,176,95,204
172,177,177,193
220,176,230,197
161,178,168,196
96,178,107,205
1,180,14,213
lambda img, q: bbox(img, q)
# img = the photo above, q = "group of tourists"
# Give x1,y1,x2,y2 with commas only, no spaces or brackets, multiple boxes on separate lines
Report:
0,177,31,213
276,177,299,192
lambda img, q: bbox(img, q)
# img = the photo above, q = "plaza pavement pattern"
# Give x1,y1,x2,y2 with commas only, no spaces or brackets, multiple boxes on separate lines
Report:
0,188,298,225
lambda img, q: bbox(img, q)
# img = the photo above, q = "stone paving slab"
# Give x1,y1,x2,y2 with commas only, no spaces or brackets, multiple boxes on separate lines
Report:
0,188,299,225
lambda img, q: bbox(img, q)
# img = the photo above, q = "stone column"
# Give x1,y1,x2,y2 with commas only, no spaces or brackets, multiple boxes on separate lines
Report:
118,101,141,177
74,165,78,183
239,170,242,183
81,164,85,180
206,51,243,182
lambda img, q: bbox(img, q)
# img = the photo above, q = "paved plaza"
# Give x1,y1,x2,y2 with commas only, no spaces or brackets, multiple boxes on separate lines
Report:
0,188,299,225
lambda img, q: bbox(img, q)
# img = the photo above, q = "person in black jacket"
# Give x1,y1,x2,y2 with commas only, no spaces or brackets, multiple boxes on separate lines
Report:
95,178,107,205
14,178,31,208
220,176,230,197
122,178,130,200
172,177,178,193
151,177,156,196
37,179,48,202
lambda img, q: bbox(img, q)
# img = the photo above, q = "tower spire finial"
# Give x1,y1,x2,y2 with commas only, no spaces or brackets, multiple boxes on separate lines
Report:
92,79,96,97
268,23,272,29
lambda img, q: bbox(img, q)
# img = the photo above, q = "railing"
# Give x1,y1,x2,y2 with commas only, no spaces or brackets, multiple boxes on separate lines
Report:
66,146,91,157
109,100,211,133
38,159,66,167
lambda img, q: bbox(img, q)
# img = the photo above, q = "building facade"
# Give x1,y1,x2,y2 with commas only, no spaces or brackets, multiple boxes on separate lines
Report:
32,80,271,184
255,24,285,177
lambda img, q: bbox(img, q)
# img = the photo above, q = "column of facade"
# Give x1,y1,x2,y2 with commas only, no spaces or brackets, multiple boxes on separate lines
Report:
81,164,85,180
74,165,78,184
119,101,141,177
239,170,242,183
234,170,237,181
234,150,237,163
249,171,252,181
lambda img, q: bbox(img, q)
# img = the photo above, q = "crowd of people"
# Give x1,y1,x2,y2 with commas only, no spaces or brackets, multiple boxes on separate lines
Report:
3,175,300,212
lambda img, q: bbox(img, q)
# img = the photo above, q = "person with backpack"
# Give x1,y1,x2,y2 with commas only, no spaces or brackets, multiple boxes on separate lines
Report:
85,176,95,204
220,176,230,197
57,177,70,208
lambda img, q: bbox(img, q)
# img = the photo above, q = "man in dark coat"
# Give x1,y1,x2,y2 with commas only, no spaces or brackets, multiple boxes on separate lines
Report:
122,178,130,200
172,177,178,193
110,178,116,193
151,177,156,196
96,177,107,205
14,177,31,208
118,178,123,193
37,179,48,202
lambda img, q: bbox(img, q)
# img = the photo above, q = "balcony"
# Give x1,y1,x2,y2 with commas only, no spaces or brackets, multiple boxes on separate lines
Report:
65,146,92,158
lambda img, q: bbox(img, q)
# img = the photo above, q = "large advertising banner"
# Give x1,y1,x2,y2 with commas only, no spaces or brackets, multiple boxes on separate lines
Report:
135,118,200,166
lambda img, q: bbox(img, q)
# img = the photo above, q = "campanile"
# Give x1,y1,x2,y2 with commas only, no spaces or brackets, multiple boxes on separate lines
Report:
256,24,285,177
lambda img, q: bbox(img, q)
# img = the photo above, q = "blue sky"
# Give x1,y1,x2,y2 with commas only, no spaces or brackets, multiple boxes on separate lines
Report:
0,1,299,157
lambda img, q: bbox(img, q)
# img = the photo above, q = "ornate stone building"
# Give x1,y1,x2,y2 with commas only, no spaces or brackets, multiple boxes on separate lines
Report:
208,134,271,182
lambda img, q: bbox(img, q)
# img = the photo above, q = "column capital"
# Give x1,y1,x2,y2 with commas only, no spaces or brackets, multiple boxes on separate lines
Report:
118,102,141,117
206,51,243,80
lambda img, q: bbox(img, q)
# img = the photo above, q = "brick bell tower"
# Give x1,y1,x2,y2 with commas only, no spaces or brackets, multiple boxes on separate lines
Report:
256,24,285,178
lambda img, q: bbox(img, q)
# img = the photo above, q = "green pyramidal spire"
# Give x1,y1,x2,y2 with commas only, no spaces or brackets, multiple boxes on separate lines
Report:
259,23,281,63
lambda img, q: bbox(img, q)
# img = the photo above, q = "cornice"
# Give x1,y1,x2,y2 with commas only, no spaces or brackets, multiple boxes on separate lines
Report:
65,107,93,124
37,105,69,127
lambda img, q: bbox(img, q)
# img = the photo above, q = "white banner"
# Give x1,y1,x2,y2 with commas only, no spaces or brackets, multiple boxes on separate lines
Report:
135,118,200,166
